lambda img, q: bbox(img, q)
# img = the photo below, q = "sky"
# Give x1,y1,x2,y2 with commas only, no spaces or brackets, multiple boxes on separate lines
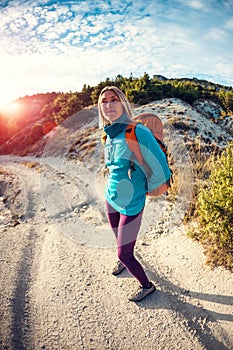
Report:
0,0,233,107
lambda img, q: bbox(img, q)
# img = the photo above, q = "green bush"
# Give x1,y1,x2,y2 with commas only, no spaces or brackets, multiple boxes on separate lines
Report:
189,142,233,271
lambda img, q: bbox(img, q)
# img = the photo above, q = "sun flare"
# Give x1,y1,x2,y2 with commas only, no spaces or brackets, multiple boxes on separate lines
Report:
0,100,23,117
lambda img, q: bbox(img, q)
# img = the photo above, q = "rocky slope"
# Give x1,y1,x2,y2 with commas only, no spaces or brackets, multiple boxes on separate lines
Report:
0,98,232,158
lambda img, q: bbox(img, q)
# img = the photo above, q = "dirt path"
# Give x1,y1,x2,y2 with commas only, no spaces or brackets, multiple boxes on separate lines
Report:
0,156,232,350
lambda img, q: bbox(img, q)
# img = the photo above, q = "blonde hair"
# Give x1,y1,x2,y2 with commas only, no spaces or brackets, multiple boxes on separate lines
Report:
98,86,132,128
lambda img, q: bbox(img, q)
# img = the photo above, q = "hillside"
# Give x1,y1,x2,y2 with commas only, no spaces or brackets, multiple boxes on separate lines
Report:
0,97,232,157
0,73,233,155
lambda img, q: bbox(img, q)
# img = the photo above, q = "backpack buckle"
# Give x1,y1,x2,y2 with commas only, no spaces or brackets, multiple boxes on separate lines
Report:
128,163,135,180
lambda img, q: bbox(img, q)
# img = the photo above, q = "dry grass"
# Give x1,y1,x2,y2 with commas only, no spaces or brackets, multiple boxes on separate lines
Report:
68,126,101,161
20,161,41,170
183,142,221,221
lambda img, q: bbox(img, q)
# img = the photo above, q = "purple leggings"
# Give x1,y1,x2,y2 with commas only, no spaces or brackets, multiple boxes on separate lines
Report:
106,201,150,287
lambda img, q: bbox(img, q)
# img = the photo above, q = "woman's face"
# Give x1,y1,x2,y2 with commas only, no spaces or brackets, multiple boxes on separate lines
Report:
100,90,124,123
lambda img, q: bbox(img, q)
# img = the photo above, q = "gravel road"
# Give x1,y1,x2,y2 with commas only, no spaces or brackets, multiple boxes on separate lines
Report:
0,156,232,350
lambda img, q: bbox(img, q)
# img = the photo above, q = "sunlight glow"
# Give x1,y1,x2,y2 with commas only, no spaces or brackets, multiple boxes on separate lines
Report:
0,100,23,117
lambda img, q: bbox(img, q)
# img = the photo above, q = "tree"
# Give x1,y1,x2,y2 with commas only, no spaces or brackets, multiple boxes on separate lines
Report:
218,90,233,113
90,79,115,104
80,85,94,107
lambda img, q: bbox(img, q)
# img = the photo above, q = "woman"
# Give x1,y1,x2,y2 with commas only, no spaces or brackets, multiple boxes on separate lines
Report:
98,86,171,302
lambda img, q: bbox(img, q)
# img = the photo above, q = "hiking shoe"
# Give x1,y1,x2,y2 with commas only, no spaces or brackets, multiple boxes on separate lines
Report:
128,282,156,302
112,260,126,276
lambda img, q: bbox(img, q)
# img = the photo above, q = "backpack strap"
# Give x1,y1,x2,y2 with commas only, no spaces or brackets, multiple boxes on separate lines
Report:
101,131,107,145
125,122,144,165
125,122,152,179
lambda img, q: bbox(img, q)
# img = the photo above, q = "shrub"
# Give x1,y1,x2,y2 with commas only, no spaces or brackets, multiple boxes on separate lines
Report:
189,142,233,271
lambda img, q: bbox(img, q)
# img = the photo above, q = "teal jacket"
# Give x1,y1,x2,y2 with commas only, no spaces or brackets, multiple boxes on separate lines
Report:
104,114,171,215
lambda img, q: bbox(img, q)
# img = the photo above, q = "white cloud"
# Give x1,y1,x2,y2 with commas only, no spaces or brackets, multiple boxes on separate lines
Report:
0,0,232,105
23,11,39,28
225,17,233,29
205,27,228,42
184,0,206,10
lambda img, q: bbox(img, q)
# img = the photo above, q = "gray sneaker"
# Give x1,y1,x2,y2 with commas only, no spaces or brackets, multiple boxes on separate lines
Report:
112,260,126,276
128,282,156,302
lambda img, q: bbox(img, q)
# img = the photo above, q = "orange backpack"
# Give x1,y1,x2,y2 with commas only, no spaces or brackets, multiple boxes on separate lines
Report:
125,113,172,196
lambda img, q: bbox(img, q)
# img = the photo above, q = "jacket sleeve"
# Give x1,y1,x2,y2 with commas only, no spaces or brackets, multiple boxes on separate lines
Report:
135,123,171,192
